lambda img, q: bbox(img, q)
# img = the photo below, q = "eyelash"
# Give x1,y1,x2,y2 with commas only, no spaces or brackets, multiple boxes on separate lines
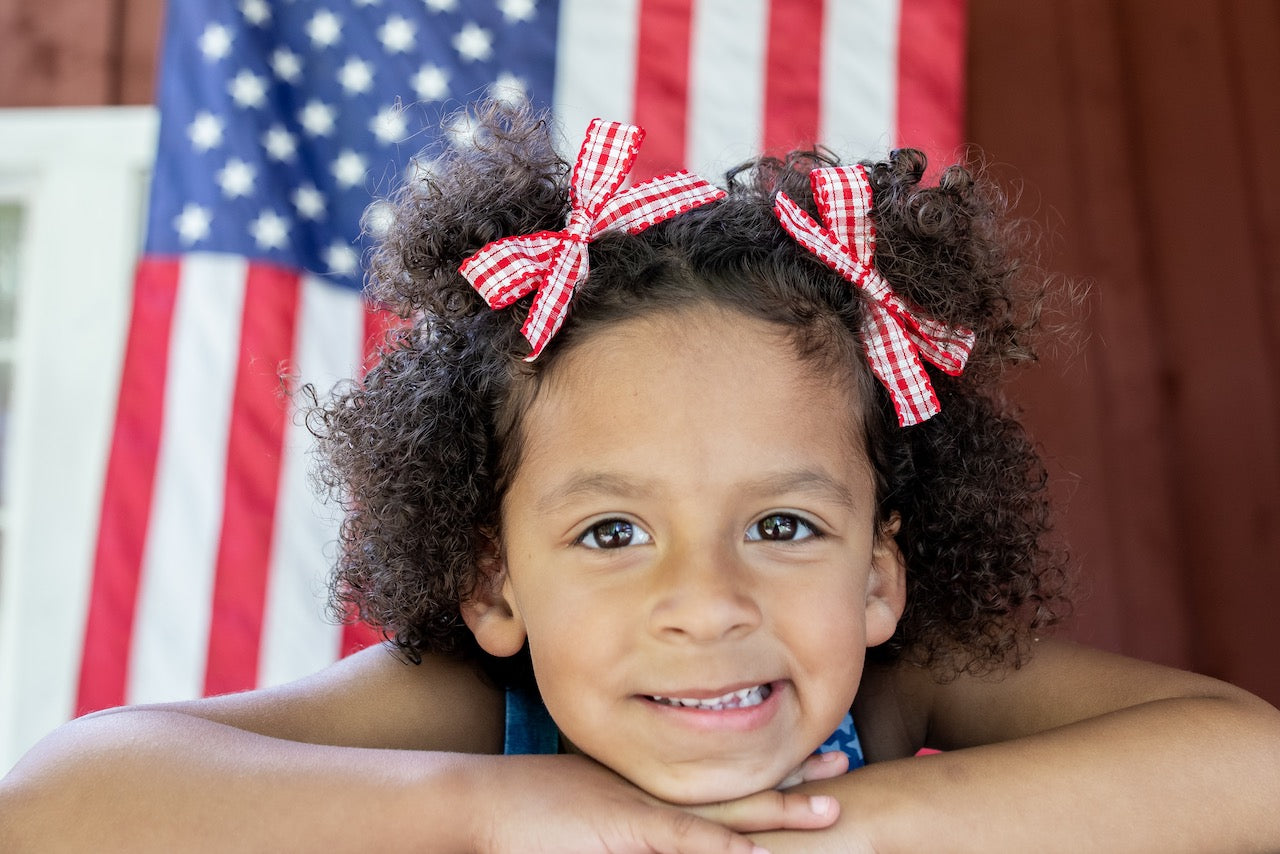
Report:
746,513,820,543
575,513,822,550
576,518,651,550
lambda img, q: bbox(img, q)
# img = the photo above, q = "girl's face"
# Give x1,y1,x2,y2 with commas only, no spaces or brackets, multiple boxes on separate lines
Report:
463,304,906,804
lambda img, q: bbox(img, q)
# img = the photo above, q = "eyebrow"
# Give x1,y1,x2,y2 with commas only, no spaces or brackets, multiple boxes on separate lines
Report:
533,468,859,516
535,472,657,516
740,470,859,510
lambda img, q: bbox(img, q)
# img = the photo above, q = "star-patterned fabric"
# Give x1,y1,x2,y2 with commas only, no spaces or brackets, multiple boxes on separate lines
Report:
147,0,557,291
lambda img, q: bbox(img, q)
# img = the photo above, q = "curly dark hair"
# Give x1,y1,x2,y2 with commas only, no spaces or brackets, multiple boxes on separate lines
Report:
307,101,1072,687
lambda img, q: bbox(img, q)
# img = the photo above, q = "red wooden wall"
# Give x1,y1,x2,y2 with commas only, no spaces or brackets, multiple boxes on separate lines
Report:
969,0,1280,705
1,0,1276,705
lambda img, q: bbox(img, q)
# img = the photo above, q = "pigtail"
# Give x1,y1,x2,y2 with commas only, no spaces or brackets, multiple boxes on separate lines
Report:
310,103,572,675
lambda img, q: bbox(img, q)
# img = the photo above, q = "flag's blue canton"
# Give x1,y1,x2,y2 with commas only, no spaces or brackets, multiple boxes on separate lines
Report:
146,0,561,291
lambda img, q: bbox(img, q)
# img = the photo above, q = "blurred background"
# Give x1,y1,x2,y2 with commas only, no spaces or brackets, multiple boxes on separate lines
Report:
0,0,1276,772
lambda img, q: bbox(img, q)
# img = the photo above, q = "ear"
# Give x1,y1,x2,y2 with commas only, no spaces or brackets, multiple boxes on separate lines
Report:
864,512,907,648
459,538,528,658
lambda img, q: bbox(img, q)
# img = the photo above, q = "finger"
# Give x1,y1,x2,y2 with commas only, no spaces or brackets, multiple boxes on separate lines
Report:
776,750,849,788
688,787,840,833
642,810,772,854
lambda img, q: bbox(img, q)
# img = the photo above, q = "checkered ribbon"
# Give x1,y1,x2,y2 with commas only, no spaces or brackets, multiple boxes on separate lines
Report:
774,165,975,426
460,119,726,359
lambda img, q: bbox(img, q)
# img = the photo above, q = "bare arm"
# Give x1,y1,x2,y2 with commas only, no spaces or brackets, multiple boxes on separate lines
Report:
0,646,503,852
754,639,1280,853
0,645,834,852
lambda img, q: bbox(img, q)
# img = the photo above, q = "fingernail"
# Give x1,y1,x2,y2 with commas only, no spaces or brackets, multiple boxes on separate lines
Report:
751,847,772,854
818,750,843,762
809,795,835,816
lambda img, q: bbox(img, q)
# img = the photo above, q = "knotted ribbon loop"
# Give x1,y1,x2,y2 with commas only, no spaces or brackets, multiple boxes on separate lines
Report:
773,164,975,426
460,118,726,359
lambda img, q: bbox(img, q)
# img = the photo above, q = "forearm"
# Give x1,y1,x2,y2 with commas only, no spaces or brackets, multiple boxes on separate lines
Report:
755,693,1280,853
0,709,484,853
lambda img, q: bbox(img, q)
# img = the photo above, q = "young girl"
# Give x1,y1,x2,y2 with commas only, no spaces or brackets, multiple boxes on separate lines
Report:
4,103,1279,852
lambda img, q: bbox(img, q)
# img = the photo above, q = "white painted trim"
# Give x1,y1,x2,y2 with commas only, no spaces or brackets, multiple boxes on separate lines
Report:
0,106,158,772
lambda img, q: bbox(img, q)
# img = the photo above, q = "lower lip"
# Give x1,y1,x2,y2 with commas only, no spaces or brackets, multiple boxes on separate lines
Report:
638,682,785,733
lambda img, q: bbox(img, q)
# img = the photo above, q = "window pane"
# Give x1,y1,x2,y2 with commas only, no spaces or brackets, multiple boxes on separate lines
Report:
0,204,20,340
0,203,21,509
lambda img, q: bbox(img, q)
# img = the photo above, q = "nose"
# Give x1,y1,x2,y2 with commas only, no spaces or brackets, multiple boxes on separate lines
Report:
647,540,762,643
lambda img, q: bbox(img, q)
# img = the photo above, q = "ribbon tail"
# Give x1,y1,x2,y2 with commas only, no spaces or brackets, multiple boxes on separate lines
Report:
883,299,976,377
520,242,586,359
862,305,941,427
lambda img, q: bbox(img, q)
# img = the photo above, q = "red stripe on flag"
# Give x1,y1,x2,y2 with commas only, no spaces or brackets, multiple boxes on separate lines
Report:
203,264,302,696
763,0,825,156
896,0,967,174
631,0,695,180
77,258,182,716
337,304,405,659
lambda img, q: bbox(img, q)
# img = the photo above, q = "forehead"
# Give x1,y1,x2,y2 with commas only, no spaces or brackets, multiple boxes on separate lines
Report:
512,305,872,503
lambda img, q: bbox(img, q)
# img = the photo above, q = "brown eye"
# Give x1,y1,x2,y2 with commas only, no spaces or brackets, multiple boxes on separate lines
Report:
748,514,816,542
579,519,649,549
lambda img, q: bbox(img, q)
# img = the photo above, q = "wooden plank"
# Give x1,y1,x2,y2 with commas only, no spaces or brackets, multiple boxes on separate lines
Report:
1043,0,1193,669
0,0,114,106
1120,0,1280,702
118,0,163,104
969,0,1129,656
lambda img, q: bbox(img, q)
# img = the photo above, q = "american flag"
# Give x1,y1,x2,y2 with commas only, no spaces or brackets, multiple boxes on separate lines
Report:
7,0,964,759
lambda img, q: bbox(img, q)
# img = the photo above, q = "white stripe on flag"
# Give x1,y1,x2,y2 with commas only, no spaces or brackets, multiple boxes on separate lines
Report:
553,0,640,149
128,254,245,705
687,0,769,180
258,277,365,688
821,0,899,158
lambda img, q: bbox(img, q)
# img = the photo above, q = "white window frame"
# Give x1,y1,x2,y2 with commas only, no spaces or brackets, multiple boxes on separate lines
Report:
0,107,157,772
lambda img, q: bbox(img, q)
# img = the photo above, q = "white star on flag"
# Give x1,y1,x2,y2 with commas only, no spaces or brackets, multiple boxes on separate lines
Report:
412,64,449,101
292,184,326,220
453,23,493,62
217,158,257,198
187,112,225,152
239,0,271,26
298,100,337,137
272,48,303,83
228,70,268,108
332,149,368,188
306,10,343,48
249,210,290,250
262,125,299,162
379,15,415,52
339,57,375,95
370,105,409,144
173,203,212,245
497,0,536,23
199,24,233,61
324,242,360,275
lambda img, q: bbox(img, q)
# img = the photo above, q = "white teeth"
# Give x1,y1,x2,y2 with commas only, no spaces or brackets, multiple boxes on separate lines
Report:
649,684,771,710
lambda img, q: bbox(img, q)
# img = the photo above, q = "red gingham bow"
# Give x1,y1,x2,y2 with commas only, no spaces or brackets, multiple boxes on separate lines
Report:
773,165,975,426
459,119,726,359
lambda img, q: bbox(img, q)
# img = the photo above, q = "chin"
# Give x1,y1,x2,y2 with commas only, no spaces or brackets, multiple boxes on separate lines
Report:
628,764,789,806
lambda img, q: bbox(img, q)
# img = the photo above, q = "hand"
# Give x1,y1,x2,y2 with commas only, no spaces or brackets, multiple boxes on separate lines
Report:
465,753,840,853
774,750,849,790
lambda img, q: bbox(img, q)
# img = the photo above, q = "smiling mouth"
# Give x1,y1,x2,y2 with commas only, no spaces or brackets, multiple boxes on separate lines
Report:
646,683,773,711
